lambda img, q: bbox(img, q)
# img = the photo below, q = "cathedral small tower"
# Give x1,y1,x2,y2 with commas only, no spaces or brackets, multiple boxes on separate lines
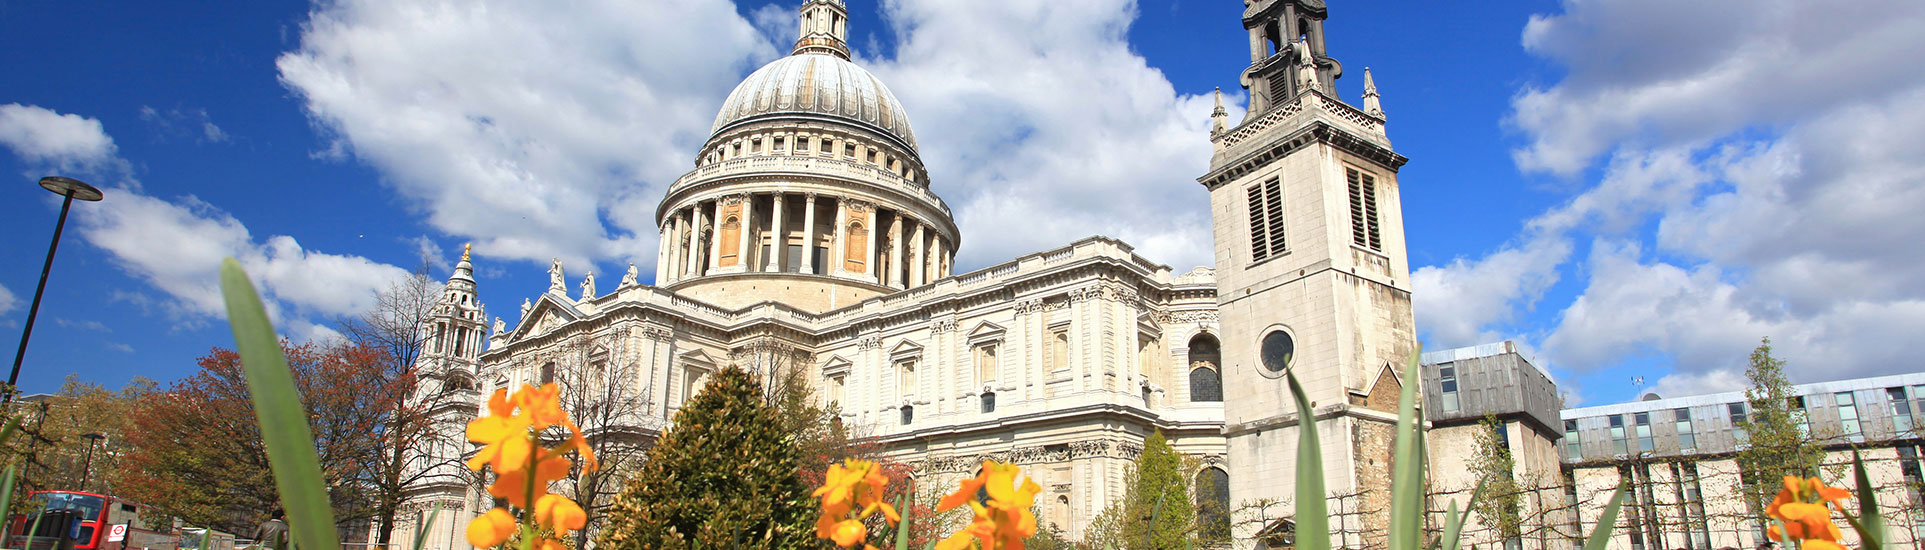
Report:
1200,1,1413,548
1238,0,1342,115
427,244,489,371
794,0,851,59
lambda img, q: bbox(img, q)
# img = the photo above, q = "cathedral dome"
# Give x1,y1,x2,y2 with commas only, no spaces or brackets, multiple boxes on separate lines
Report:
709,53,918,152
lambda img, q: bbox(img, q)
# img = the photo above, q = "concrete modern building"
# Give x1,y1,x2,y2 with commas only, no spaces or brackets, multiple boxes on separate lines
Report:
1562,373,1925,550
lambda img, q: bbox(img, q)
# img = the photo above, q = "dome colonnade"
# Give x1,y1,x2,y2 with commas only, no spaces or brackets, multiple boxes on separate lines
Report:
653,0,958,310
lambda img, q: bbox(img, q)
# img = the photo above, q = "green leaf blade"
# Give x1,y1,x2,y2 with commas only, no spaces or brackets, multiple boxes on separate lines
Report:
1285,369,1329,550
219,259,339,550
1582,485,1625,550
1388,348,1425,550
1851,449,1887,550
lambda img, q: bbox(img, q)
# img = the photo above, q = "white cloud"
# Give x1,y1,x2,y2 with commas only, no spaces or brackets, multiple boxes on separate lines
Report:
1650,369,1745,401
1510,0,1925,175
0,104,410,333
0,283,16,316
868,0,1233,270
1412,235,1570,349
139,106,229,144
54,319,110,332
0,103,123,175
276,0,779,273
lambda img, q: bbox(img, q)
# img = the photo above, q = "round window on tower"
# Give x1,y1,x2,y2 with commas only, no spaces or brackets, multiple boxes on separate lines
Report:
1259,328,1294,375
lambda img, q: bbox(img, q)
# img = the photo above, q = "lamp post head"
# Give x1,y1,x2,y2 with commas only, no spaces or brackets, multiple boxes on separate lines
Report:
38,176,104,202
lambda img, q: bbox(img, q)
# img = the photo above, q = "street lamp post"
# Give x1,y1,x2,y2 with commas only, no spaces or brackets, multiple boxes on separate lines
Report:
79,432,106,492
7,177,104,404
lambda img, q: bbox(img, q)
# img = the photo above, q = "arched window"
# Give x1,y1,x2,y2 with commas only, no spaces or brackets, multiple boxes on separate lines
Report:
540,362,556,385
1189,334,1221,402
981,391,996,414
900,405,914,425
1190,367,1222,402
1196,467,1231,544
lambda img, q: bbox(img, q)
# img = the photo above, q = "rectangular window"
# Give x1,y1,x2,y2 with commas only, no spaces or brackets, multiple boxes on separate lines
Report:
1245,179,1286,261
1891,387,1915,434
1728,402,1749,444
1838,391,1861,436
1346,167,1382,251
829,375,846,406
976,344,999,385
1049,326,1071,371
1610,415,1628,455
774,136,787,152
1634,412,1654,452
1675,408,1696,450
844,143,856,157
898,360,917,397
786,244,804,272
1438,365,1460,412
1564,420,1582,460
1900,446,1925,509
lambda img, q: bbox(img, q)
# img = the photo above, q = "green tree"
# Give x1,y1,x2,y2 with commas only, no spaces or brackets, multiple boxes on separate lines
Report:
1085,431,1197,550
595,365,813,549
1733,337,1825,523
1468,414,1522,546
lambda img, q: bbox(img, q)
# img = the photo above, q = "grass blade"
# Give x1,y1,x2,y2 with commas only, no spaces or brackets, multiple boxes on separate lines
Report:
1582,485,1625,550
0,463,15,532
219,259,339,550
200,525,213,550
894,489,912,550
1849,449,1886,550
1437,478,1486,550
1284,369,1329,550
0,415,22,445
412,503,441,550
1388,348,1424,550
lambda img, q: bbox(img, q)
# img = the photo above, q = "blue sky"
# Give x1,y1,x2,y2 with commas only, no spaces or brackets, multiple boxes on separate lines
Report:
3,0,1922,406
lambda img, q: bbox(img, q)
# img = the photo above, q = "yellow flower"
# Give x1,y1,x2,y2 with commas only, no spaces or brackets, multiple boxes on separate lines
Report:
936,461,1040,550
465,508,517,548
813,459,900,548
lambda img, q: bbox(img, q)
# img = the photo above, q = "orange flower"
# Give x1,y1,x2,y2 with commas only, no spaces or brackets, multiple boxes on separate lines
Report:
1766,475,1850,545
466,388,534,472
464,508,517,548
935,461,1040,550
490,454,572,507
463,384,597,549
534,494,587,532
813,459,899,548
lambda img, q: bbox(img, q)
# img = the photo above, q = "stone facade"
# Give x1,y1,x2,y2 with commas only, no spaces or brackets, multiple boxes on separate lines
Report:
392,1,1416,549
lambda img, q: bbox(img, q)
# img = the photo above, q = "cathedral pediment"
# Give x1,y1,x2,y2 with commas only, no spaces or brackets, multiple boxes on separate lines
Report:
507,292,585,342
818,354,853,377
965,321,1005,344
888,339,923,358
678,349,717,367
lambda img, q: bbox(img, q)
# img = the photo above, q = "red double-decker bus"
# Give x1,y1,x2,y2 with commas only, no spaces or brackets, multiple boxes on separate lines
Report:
5,490,178,550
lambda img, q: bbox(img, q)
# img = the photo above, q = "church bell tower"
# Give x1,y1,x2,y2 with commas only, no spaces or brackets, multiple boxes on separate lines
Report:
1200,1,1414,548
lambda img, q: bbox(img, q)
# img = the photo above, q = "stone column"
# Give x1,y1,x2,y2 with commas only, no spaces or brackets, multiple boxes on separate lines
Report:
697,204,712,276
863,203,879,280
765,192,786,272
709,199,725,272
832,197,849,276
889,214,905,289
736,193,754,272
669,208,685,280
683,207,700,278
655,221,672,284
909,222,925,286
800,194,818,275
